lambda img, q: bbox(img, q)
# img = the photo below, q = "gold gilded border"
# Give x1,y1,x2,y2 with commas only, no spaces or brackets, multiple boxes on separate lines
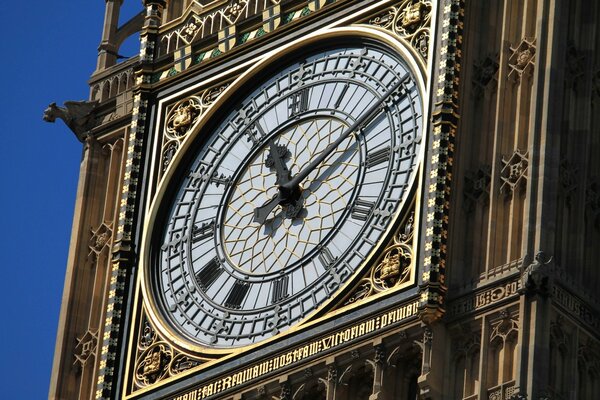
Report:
136,26,427,362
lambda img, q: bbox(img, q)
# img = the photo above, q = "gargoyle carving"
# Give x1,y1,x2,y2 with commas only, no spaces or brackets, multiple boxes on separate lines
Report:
521,251,553,294
43,100,99,142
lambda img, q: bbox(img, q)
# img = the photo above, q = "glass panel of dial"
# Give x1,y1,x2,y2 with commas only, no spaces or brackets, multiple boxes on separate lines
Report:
156,42,422,348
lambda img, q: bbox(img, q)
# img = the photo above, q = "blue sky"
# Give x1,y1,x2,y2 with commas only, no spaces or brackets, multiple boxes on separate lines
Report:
0,1,142,397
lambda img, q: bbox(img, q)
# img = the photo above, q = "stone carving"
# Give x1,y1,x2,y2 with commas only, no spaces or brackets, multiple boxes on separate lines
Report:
368,1,432,60
489,309,518,345
88,223,112,262
520,251,553,295
565,41,585,90
343,212,414,305
585,178,600,230
508,38,536,83
500,149,528,196
74,329,98,368
43,100,99,142
559,159,578,206
159,0,254,55
593,69,600,101
472,55,499,97
464,165,492,212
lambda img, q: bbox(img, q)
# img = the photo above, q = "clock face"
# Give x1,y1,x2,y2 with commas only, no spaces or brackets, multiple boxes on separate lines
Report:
150,36,422,349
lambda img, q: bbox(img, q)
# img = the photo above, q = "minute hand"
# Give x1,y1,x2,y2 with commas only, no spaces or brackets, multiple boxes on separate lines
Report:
281,74,408,192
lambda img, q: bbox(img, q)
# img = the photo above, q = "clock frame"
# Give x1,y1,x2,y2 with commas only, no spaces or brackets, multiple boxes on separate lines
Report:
140,27,426,356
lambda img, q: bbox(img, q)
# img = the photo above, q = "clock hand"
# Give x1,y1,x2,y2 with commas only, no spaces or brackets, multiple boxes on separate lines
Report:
255,122,292,185
254,74,408,224
253,192,283,224
281,73,409,192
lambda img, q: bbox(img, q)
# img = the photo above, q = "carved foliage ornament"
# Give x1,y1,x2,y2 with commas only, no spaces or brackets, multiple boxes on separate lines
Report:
368,0,432,60
472,55,499,98
463,165,491,212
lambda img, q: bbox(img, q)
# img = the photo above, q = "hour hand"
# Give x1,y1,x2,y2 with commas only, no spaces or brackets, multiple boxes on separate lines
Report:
253,192,282,224
255,121,291,185
265,140,291,185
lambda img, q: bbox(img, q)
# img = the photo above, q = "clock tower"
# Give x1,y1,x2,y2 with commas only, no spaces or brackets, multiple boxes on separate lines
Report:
48,1,600,400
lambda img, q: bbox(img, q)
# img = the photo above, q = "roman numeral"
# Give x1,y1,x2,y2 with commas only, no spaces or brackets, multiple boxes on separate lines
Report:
190,168,231,188
161,229,187,253
289,88,309,117
194,257,223,290
318,246,337,268
192,219,215,243
224,280,250,309
351,199,375,221
271,276,289,304
366,145,391,168
334,83,349,109
169,286,196,312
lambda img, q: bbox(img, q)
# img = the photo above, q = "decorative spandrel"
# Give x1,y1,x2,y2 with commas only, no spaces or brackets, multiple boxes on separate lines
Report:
341,205,416,306
132,308,207,392
365,0,432,61
159,83,230,180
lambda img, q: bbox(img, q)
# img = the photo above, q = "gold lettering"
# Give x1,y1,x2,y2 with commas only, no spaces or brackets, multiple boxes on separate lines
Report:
351,325,358,339
343,328,351,341
358,322,365,336
367,319,375,333
252,366,259,379
381,314,388,328
224,374,233,388
285,352,292,365
375,317,380,330
322,337,332,350
302,345,309,358
310,341,319,355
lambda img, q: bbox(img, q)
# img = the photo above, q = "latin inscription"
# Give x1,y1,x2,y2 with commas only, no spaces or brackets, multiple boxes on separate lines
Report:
169,300,419,400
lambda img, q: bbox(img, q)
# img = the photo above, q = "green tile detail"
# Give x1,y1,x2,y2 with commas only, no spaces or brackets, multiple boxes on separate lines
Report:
151,72,162,83
256,27,266,37
194,52,206,64
211,48,222,58
300,6,311,17
282,11,295,25
239,32,251,44
167,67,178,77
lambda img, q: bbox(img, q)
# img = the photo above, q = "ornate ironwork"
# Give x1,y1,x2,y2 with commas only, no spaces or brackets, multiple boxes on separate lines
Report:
132,311,206,391
367,0,432,61
343,211,415,305
159,84,229,177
